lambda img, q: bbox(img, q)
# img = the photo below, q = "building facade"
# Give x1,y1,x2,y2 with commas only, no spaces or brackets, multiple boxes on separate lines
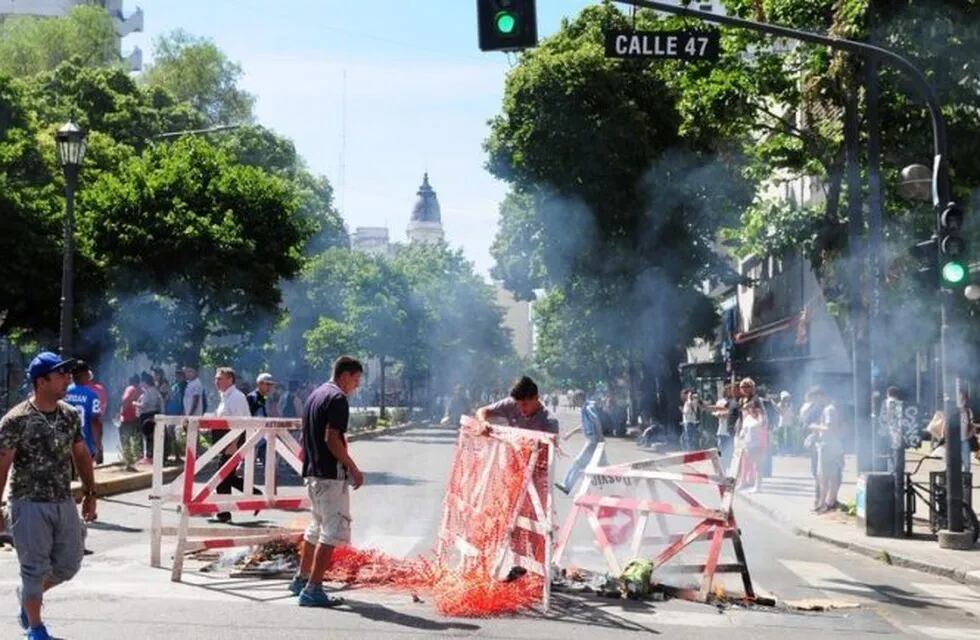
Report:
0,0,144,69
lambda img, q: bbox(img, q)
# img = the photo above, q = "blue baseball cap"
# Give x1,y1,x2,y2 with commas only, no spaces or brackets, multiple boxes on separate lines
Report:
28,351,76,381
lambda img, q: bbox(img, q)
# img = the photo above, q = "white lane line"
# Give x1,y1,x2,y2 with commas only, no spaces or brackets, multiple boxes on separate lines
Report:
779,560,875,594
910,582,980,615
909,626,980,639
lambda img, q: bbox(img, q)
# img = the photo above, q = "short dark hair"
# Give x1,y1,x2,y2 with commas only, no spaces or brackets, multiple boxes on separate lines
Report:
509,376,538,401
332,356,364,380
141,371,154,385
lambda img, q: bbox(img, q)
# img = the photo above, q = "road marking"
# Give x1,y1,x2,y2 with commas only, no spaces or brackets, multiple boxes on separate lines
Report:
910,582,980,615
779,560,875,594
909,626,980,639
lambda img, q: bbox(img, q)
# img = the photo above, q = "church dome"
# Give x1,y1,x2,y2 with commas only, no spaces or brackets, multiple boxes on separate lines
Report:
410,173,441,223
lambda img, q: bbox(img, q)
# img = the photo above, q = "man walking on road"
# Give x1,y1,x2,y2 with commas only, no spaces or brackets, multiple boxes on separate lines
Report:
290,356,365,607
0,352,98,640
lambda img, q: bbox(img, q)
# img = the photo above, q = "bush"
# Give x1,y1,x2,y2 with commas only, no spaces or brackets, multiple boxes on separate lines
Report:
349,412,378,432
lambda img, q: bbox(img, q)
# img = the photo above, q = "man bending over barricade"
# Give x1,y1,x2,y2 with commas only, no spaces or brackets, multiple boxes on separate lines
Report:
290,356,365,607
474,376,558,435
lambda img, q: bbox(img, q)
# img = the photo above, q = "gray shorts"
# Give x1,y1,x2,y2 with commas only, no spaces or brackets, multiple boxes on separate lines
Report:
9,499,84,600
304,478,351,547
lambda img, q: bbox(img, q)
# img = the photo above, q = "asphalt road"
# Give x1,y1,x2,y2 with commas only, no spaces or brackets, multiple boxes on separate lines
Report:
1,407,978,639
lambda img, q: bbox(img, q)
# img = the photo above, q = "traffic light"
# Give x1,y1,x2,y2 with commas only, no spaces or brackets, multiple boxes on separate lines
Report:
477,0,537,52
939,202,968,287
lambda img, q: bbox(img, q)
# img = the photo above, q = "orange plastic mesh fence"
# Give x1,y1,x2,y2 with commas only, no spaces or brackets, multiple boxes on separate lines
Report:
315,428,550,617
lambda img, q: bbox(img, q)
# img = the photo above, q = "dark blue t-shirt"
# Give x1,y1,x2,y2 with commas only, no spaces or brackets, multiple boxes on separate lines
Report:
65,383,101,455
301,381,349,480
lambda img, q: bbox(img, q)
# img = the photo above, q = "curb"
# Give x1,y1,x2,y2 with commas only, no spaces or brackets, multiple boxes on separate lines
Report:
72,422,427,499
738,492,980,588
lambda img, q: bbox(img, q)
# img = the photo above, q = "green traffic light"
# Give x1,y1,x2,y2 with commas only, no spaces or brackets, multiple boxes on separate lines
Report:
495,11,517,35
942,260,967,285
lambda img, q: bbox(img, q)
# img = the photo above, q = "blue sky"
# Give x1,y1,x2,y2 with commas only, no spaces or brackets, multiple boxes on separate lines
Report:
126,0,598,276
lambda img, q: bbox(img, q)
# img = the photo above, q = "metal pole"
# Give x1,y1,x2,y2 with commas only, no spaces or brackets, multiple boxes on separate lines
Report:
845,84,871,474
58,167,78,356
866,60,885,473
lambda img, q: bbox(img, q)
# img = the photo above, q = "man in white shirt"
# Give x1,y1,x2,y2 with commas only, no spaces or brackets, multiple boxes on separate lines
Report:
212,367,253,523
183,366,205,416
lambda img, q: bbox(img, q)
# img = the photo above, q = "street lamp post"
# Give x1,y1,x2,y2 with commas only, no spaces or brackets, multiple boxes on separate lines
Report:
55,121,87,356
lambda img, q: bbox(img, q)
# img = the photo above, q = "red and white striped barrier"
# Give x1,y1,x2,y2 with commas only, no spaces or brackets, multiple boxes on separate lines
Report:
149,415,308,581
554,444,754,602
437,416,556,610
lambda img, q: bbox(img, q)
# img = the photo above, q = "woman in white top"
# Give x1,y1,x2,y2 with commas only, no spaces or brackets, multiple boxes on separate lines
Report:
737,398,767,493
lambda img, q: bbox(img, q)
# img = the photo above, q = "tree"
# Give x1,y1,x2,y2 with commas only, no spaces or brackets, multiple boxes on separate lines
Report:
297,249,420,417
670,0,980,381
0,5,119,77
142,30,256,125
77,136,309,366
392,242,515,401
0,74,62,343
217,125,348,254
485,4,751,417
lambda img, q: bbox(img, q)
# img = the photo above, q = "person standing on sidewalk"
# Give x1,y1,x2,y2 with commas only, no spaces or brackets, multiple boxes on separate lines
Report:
958,390,978,475
711,385,739,474
681,391,701,451
815,397,845,513
290,356,365,607
737,398,767,492
0,352,97,640
799,387,826,509
247,373,277,465
64,362,103,465
118,374,142,459
134,372,163,464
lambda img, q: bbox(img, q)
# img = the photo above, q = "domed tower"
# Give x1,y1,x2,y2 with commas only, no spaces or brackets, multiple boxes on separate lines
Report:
407,173,445,244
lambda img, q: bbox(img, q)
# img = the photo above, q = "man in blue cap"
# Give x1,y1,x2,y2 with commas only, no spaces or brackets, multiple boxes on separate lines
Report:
0,351,98,640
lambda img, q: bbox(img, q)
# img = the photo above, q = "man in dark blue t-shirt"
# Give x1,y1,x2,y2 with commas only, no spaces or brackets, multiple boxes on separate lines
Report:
291,356,364,608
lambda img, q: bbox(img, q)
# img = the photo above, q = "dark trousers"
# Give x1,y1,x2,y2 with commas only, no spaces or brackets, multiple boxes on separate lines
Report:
139,413,157,459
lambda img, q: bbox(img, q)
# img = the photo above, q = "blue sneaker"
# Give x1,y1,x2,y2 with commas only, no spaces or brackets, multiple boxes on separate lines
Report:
26,624,52,640
288,576,307,596
298,586,343,608
15,586,27,631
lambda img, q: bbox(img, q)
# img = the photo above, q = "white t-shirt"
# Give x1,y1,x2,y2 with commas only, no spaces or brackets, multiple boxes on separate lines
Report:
216,386,250,417
184,377,204,416
682,400,699,424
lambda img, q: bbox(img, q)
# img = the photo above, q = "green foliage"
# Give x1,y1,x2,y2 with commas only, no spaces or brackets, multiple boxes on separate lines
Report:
0,5,119,77
142,30,256,125
392,242,515,395
486,4,751,393
78,136,309,365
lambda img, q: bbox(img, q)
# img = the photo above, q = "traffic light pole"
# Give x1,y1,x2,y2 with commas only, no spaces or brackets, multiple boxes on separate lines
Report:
618,1,965,539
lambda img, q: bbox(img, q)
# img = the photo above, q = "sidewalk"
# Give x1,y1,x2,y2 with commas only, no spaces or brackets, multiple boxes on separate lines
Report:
737,452,980,587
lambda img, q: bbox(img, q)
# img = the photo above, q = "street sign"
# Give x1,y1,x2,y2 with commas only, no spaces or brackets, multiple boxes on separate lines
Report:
604,30,720,61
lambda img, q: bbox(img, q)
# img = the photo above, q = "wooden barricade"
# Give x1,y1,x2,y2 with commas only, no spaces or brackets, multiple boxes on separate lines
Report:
149,415,308,581
437,417,556,610
554,445,754,602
